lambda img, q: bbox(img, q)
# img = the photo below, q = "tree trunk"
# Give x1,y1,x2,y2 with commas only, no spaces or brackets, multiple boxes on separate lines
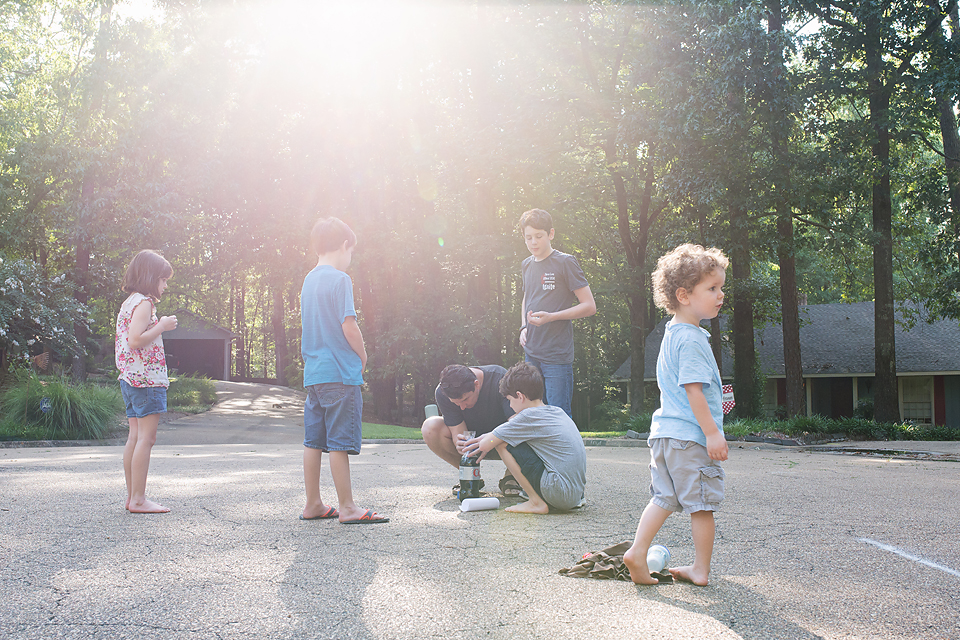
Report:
935,3,960,252
866,14,899,423
235,274,247,378
730,195,757,417
72,2,113,382
356,264,396,420
612,165,646,415
768,0,804,417
941,5,960,246
936,94,960,246
272,285,288,385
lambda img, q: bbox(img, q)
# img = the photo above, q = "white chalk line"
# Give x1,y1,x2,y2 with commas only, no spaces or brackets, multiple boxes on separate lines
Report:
859,538,960,579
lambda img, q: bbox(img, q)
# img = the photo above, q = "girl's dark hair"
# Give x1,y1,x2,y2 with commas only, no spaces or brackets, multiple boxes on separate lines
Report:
122,250,173,299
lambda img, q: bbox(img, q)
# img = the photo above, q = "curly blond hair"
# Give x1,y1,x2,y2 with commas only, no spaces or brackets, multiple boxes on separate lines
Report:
652,244,729,313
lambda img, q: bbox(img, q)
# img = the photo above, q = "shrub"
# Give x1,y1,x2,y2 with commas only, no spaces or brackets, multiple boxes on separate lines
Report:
167,374,218,409
284,361,304,389
0,369,123,440
589,399,629,431
624,411,654,433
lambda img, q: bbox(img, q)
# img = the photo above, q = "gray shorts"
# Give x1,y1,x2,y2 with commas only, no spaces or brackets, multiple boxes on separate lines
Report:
648,438,724,513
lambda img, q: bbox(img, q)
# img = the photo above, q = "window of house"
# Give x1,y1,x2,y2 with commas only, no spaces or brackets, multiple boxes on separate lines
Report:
900,376,933,424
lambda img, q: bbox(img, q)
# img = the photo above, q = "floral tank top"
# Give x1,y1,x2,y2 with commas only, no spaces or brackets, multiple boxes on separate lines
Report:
115,293,169,388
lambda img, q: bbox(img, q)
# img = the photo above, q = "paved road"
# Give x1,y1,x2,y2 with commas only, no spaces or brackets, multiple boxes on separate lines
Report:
156,380,309,445
1,382,959,639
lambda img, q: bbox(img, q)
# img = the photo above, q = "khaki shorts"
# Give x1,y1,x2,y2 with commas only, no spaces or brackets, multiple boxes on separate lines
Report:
648,438,725,514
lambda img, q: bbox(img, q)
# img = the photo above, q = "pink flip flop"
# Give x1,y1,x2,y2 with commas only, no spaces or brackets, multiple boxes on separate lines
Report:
299,506,339,520
340,509,389,524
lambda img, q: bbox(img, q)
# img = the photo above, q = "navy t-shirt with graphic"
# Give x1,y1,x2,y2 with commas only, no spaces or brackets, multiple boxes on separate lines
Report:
521,250,590,365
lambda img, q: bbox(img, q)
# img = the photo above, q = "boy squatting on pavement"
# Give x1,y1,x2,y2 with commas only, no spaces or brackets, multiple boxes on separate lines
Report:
463,361,587,514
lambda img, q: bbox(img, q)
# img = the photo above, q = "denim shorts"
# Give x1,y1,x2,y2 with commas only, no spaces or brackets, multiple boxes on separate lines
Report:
304,382,362,454
648,438,725,514
120,379,168,418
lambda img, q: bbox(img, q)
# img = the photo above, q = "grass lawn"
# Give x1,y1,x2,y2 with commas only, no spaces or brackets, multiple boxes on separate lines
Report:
362,422,424,439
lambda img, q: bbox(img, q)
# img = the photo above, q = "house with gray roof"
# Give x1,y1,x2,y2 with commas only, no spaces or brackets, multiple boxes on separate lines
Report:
613,301,960,427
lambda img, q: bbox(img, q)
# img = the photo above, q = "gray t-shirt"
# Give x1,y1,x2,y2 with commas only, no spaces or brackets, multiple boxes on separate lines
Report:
521,250,590,365
436,365,514,436
492,404,587,510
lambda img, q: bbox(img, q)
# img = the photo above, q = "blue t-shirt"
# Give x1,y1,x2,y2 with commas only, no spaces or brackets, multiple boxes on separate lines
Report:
648,320,723,447
300,264,363,387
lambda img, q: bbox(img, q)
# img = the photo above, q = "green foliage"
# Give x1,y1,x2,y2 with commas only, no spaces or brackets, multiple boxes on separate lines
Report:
0,0,957,427
0,254,87,358
589,400,630,432
853,398,874,421
0,369,122,440
167,375,217,411
723,414,960,442
284,361,304,390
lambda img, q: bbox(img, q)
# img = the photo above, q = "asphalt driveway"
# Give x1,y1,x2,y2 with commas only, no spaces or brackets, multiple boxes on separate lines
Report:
1,382,958,639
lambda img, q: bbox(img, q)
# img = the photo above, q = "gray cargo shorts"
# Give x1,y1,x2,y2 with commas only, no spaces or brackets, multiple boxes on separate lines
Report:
648,437,725,513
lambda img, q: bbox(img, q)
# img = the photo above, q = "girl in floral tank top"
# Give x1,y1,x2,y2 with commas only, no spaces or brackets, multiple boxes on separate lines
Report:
116,293,169,387
115,250,178,514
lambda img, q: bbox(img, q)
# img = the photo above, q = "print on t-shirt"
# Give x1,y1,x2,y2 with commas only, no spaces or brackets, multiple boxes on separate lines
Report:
541,273,556,290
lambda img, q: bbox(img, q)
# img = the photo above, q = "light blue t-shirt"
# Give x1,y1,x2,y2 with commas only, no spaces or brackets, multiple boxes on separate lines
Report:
300,264,363,387
648,320,724,447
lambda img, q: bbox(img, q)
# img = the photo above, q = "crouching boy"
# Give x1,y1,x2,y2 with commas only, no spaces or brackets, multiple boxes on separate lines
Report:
464,362,586,513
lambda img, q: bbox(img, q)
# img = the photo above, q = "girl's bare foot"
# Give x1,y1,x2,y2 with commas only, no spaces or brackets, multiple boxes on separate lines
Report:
128,499,170,514
623,548,659,585
669,565,709,586
504,500,549,514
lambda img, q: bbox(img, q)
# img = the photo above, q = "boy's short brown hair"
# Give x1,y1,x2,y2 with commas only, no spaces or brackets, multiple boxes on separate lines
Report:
652,243,729,314
122,250,173,299
311,217,357,256
518,208,553,233
499,361,544,401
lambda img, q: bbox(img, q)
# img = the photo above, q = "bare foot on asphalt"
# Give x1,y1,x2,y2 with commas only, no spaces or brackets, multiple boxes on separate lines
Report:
504,500,549,514
623,548,659,585
669,565,709,586
128,499,170,514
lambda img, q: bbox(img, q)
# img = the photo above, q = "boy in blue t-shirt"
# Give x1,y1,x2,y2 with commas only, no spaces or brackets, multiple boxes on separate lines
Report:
517,208,596,418
299,217,388,525
624,243,729,586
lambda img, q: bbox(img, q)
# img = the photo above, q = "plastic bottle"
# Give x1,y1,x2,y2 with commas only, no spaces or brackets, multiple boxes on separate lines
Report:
646,544,671,573
458,450,482,502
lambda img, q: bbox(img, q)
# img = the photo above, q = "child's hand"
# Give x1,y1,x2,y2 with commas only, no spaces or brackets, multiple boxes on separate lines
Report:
706,431,728,461
463,435,492,461
526,310,553,327
519,326,527,347
158,315,178,332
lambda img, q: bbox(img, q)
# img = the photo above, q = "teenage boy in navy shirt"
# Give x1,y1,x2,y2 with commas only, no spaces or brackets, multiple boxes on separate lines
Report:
518,208,596,418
